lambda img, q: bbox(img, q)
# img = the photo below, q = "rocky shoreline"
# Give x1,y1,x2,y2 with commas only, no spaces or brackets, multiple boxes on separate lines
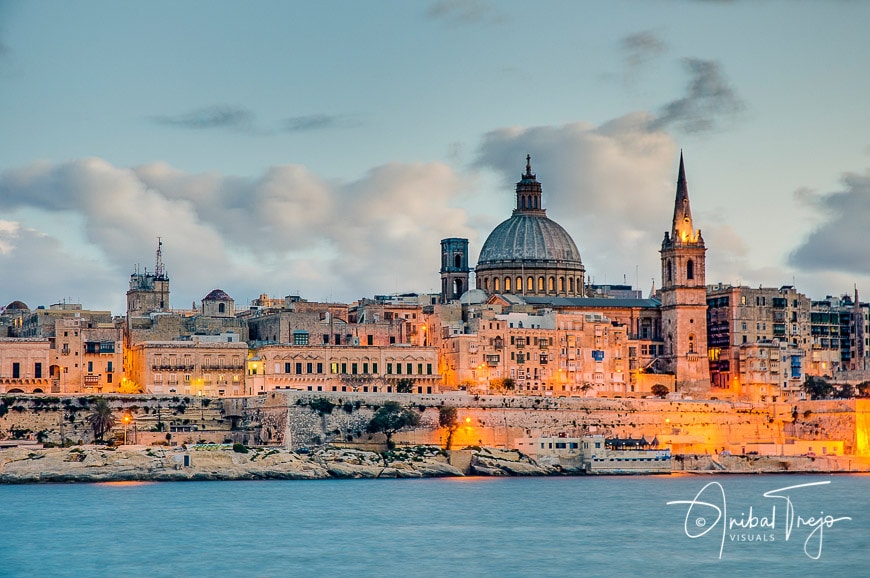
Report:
2,444,866,484
0,444,561,484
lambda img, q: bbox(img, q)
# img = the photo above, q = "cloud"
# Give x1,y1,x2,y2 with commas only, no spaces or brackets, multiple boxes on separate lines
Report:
0,222,120,310
427,0,506,25
621,31,667,80
651,58,745,134
0,157,477,312
788,169,870,275
474,113,680,286
283,114,357,132
151,105,256,131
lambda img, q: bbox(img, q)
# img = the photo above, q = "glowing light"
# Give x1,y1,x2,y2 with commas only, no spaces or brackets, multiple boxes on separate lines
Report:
465,417,471,423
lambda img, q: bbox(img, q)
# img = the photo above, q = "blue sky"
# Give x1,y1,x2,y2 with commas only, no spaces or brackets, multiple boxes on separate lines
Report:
2,0,870,314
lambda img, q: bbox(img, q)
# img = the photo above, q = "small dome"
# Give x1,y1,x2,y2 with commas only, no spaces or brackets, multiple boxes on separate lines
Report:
4,300,29,311
203,289,232,301
459,289,488,305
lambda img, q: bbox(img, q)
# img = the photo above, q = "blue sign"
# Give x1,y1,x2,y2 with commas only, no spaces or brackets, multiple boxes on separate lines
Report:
592,350,605,361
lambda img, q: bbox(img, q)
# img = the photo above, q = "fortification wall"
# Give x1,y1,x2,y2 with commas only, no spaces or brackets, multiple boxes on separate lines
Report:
1,393,865,457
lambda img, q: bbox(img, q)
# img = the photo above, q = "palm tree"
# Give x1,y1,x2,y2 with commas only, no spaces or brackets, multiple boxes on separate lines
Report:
87,398,116,442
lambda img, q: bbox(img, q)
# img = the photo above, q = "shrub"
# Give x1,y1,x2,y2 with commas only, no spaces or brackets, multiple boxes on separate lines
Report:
233,442,249,453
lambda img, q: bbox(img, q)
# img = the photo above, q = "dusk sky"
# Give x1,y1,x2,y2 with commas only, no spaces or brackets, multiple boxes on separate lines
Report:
2,0,869,314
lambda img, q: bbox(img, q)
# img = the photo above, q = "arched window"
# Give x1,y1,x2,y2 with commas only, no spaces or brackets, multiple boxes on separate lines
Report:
218,303,226,314
687,259,694,280
516,277,522,293
538,276,544,291
454,254,462,269
666,260,673,283
442,252,447,268
688,333,696,353
484,278,490,293
454,279,463,296
494,277,500,292
548,277,555,292
559,277,565,292
569,277,575,293
505,277,512,291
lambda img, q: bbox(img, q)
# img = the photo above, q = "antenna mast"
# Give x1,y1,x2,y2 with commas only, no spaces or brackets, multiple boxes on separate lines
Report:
155,237,165,278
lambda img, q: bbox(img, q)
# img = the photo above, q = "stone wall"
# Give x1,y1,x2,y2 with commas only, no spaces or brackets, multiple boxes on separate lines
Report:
1,392,866,457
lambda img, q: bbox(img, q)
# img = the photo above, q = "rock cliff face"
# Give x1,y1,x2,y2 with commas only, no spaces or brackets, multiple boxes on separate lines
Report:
0,445,470,484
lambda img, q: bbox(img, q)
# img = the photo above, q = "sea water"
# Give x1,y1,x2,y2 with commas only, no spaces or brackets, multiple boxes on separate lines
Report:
1,474,867,577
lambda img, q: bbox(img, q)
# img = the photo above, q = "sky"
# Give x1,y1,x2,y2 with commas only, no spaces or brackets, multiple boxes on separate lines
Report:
2,0,870,315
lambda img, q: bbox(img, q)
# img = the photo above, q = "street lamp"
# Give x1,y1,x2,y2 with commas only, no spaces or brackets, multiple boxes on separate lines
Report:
122,413,132,445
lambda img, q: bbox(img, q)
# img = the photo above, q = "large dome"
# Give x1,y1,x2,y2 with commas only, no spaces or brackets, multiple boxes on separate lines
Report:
478,213,582,265
475,156,585,297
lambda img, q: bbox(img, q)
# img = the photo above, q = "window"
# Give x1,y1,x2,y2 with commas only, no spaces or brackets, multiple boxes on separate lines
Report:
296,363,302,374
35,362,42,379
687,259,694,280
12,362,20,378
293,331,309,345
87,361,93,373
107,361,113,372
285,362,291,373
387,363,393,375
367,335,373,346
427,363,432,375
307,363,313,374
373,363,378,374
317,363,323,373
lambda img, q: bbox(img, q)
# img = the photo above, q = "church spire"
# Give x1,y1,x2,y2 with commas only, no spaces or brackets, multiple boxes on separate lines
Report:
670,151,700,245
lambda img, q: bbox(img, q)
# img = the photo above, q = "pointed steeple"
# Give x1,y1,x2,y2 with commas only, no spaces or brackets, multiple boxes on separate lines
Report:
514,154,545,216
670,151,700,245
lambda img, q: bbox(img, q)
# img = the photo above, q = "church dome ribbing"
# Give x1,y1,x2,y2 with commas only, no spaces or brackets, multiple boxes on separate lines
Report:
475,156,585,297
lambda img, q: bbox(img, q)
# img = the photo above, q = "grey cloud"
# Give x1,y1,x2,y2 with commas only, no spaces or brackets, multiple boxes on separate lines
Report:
621,31,667,79
283,114,356,133
427,0,506,25
151,105,255,131
789,169,870,274
651,58,745,134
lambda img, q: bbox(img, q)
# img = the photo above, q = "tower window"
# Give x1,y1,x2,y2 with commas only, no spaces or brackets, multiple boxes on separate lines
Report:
687,260,694,280
454,254,462,268
667,260,673,282
218,303,226,313
505,277,512,291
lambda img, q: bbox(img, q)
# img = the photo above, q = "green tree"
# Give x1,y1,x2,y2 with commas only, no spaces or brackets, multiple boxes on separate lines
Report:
86,398,116,442
802,376,834,400
650,384,669,398
835,383,856,399
438,406,459,450
367,401,420,449
489,378,516,394
395,378,415,394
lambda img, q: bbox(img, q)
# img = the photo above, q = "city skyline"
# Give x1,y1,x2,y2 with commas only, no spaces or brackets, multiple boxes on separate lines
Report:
2,1,870,314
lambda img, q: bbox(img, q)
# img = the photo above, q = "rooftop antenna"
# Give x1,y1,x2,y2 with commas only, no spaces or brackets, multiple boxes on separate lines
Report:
155,237,165,279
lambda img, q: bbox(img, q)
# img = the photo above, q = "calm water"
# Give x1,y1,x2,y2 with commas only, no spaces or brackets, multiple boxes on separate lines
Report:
2,474,868,577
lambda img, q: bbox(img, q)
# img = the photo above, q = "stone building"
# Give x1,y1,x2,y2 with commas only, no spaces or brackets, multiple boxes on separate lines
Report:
659,153,710,394
245,344,441,395
126,340,248,397
0,338,52,394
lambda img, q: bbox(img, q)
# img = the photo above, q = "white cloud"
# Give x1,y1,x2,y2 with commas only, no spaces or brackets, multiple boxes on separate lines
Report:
0,157,476,312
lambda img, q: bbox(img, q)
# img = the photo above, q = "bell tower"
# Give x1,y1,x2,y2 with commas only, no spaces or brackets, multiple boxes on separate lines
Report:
660,153,710,394
440,238,470,303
